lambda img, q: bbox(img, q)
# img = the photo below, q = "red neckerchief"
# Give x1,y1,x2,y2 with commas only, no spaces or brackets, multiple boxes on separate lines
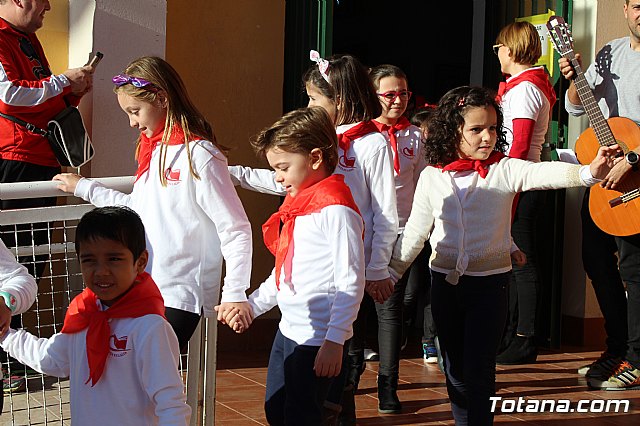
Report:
373,117,412,175
60,272,165,386
436,151,506,179
497,67,557,107
336,121,379,167
262,174,361,290
135,127,186,181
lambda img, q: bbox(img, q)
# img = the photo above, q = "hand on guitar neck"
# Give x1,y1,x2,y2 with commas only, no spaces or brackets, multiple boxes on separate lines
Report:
558,55,583,106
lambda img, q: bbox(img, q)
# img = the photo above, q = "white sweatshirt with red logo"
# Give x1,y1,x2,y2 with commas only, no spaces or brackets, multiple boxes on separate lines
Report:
229,126,398,281
1,312,190,425
249,204,365,346
74,140,253,316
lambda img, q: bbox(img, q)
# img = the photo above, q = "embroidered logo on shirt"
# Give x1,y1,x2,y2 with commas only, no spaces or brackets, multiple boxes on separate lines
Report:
402,146,415,159
109,334,130,357
338,153,356,170
164,168,181,185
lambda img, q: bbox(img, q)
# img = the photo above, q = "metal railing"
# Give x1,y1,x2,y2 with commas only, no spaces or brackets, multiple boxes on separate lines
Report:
0,178,216,425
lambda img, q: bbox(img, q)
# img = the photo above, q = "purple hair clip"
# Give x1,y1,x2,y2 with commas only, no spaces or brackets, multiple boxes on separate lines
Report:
309,50,330,83
112,74,155,89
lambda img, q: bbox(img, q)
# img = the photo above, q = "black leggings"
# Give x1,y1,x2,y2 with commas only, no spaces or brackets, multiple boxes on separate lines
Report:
165,307,202,351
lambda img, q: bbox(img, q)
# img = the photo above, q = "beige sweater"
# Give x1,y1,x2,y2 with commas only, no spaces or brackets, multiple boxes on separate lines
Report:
390,158,586,284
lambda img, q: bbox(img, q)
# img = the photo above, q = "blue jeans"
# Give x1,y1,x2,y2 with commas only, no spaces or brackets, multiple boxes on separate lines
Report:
265,330,336,425
431,270,509,426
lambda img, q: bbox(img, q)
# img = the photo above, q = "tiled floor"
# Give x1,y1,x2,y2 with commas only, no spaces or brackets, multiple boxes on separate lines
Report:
215,348,640,425
2,348,640,425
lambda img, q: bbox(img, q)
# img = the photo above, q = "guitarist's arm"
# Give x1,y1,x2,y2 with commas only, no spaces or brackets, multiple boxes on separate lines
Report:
559,54,583,107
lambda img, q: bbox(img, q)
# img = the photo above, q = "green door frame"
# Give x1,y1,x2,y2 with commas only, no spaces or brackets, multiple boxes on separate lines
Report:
283,0,333,113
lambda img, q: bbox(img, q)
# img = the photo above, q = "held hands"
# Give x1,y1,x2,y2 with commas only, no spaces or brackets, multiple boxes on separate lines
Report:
314,340,343,378
53,173,82,194
510,249,527,267
590,144,621,180
600,150,635,190
63,65,94,97
0,302,11,339
365,278,394,304
214,302,254,334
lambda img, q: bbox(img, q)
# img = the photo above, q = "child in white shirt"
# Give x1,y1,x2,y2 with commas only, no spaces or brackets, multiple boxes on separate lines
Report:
218,107,365,426
1,206,190,425
389,86,618,425
54,57,253,349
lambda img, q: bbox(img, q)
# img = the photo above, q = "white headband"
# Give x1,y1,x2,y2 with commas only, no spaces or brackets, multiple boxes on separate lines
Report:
309,50,330,83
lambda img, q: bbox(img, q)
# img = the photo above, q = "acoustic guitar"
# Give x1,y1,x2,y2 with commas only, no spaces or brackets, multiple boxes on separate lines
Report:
547,15,640,236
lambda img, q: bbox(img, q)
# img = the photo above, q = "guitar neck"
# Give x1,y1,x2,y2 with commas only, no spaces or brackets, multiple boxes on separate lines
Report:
570,58,617,147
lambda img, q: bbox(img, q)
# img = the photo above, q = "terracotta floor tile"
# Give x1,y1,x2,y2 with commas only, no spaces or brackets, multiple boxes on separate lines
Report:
215,348,640,425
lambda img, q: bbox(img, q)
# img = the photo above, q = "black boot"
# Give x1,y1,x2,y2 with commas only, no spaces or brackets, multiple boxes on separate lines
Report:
377,374,401,414
322,400,341,426
496,335,538,365
338,358,363,426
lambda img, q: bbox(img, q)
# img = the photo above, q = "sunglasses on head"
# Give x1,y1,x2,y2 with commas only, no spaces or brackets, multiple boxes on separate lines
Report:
112,74,154,89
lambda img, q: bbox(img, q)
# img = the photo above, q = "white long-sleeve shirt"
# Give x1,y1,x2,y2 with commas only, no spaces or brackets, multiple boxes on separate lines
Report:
0,239,37,314
74,140,252,316
230,126,397,281
248,204,365,346
1,313,190,425
390,159,596,283
382,124,426,228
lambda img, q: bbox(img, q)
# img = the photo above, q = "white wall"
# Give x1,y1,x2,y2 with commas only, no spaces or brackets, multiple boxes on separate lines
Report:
70,0,167,178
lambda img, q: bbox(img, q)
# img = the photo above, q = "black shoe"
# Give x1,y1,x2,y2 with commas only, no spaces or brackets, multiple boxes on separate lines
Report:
377,374,401,414
337,384,356,426
496,335,538,365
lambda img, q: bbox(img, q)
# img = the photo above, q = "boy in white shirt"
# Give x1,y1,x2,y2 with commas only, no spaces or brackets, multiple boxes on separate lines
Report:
1,206,190,425
218,107,365,426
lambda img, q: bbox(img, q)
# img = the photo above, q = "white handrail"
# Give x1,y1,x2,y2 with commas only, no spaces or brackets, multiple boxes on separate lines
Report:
0,176,135,200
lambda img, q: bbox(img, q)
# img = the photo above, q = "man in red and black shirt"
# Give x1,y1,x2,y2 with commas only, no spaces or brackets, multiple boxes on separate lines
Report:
0,0,93,405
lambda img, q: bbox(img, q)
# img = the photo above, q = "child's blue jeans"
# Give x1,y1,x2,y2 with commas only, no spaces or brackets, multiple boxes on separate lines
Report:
265,330,337,425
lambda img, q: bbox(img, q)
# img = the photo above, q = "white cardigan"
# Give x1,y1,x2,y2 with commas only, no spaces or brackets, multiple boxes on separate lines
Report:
390,158,591,284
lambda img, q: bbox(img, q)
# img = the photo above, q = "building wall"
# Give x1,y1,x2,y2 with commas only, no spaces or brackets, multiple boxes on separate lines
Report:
166,1,286,295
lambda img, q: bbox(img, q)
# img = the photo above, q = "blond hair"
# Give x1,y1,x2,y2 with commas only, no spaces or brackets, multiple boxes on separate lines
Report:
496,21,542,66
114,56,226,186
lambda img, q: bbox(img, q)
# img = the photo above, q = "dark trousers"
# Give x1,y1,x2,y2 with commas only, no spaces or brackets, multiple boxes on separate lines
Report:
581,190,640,366
348,280,405,377
164,307,201,352
403,245,436,342
431,270,509,426
508,190,546,338
265,330,334,426
0,159,59,414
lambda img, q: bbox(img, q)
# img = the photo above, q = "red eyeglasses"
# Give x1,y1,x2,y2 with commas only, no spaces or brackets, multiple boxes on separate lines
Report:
377,90,412,102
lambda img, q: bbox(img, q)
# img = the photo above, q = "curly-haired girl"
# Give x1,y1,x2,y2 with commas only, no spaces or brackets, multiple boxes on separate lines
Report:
389,86,617,425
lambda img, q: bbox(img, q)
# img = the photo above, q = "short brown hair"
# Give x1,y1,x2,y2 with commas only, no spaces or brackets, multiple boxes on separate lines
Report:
496,21,541,66
251,107,339,173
